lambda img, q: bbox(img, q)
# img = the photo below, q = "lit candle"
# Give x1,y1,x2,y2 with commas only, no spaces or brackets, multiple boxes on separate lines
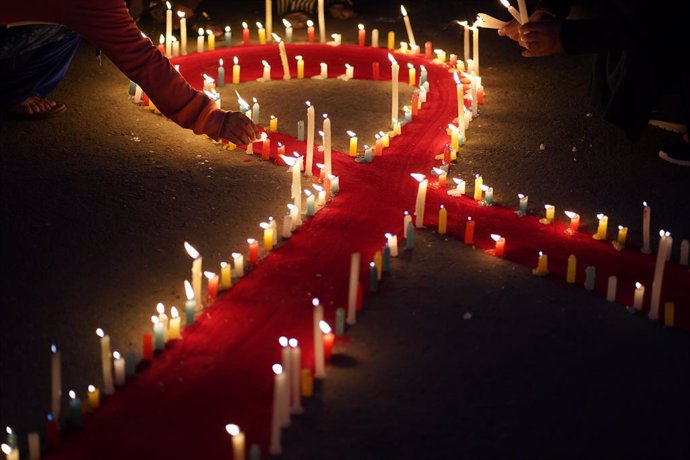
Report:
564,210,580,232
305,190,315,216
272,33,291,80
232,252,245,277
1,443,17,460
169,306,181,339
491,234,506,257
256,22,266,44
389,54,399,126
229,56,240,84
387,31,395,50
226,424,246,460
584,266,596,291
473,174,483,201
315,62,328,79
462,216,474,245
615,225,628,249
269,364,285,456
68,390,82,426
247,238,259,264
532,251,549,276
282,207,292,239
296,55,304,79
313,298,326,378
385,233,399,257
347,252,361,325
242,22,250,45
204,271,219,304
165,2,172,56
540,204,555,224
196,27,205,53
157,34,166,55
406,219,415,249
313,184,326,207
347,130,358,157
457,20,470,62
642,201,651,254
438,205,448,234
322,114,332,175
307,20,315,43
252,97,260,124
406,63,417,87
400,5,417,46
260,222,274,251
369,261,378,292
281,18,293,43
171,36,179,57
500,0,522,23
593,213,608,240
205,28,215,51
224,25,231,48
320,321,335,360
184,280,195,326
481,185,493,205
471,21,480,75
278,337,291,427
156,302,169,341
96,328,114,395
566,254,577,283
606,276,617,302
317,0,326,43
113,351,125,386
374,250,383,280
304,101,315,176
403,211,412,239
633,282,645,310
50,344,62,421
649,230,672,320
215,59,224,88
261,135,271,160
184,241,203,312
178,11,187,55
289,338,304,414
448,177,466,197
411,173,428,228
152,316,164,351
515,194,528,216
517,0,529,24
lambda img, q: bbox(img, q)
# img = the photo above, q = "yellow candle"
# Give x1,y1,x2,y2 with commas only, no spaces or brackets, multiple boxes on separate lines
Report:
232,56,240,84
664,302,674,327
169,306,181,339
269,115,278,132
473,174,483,201
387,31,395,50
374,250,382,280
296,55,304,79
260,222,274,250
566,254,576,283
207,29,215,50
380,131,390,147
257,22,266,44
220,261,232,288
450,125,459,151
347,131,357,157
393,119,401,135
532,251,549,276
543,204,555,223
301,368,313,397
593,213,608,240
87,385,100,409
407,63,416,86
438,205,447,234
633,282,644,310
617,225,628,245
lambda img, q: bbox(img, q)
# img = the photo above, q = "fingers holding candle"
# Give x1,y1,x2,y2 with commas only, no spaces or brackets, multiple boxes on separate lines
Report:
220,112,261,145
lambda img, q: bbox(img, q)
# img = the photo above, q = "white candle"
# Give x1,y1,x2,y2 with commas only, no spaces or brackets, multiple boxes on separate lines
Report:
500,0,523,24
606,276,617,302
313,298,326,378
171,36,179,57
517,0,529,24
197,27,204,54
278,337,291,427
265,0,273,37
184,242,203,311
169,306,181,339
400,5,416,46
411,173,428,228
457,20,470,63
156,302,169,341
371,28,379,48
50,343,62,421
347,252,361,326
403,211,412,239
472,23,480,75
1,444,18,460
232,252,244,277
453,73,466,139
282,18,293,43
282,213,292,239
113,351,126,386
389,54,399,126
318,62,328,79
178,11,187,55
306,101,315,176
642,201,651,254
314,184,325,207
269,364,285,456
633,282,645,310
649,230,672,320
28,432,40,460
96,328,114,395
471,75,479,117
681,239,689,265
225,424,246,460
323,114,332,176
165,2,172,57
318,0,326,43
272,33,291,80
289,338,303,414
386,233,399,257
261,60,271,81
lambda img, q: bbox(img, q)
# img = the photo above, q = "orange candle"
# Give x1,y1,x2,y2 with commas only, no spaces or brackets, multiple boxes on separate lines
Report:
411,93,419,116
247,238,259,264
307,20,315,43
491,234,505,257
464,217,475,244
374,135,383,156
204,271,219,304
142,333,153,361
262,137,271,160
357,24,366,46
424,41,432,59
564,211,580,232
320,321,335,360
242,22,250,45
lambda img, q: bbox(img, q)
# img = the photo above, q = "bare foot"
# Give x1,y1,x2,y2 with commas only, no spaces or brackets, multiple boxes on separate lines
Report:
9,95,57,115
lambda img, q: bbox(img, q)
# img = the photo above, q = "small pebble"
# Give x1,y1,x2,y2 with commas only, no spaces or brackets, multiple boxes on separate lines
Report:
571,147,577,152
463,312,472,320
539,143,545,150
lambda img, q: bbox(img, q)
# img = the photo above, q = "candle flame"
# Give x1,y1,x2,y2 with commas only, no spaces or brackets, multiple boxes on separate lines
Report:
539,251,544,256
282,18,292,27
261,59,269,67
272,363,283,375
388,53,397,64
184,241,200,259
659,229,665,237
432,167,445,175
491,234,502,242
304,189,312,197
410,173,426,182
253,97,258,104
319,320,332,334
307,20,314,27
151,315,159,325
323,113,329,119
69,390,76,399
96,328,104,338
346,130,356,137
1,445,11,455
247,238,256,245
287,204,296,211
219,58,224,66
198,27,204,35
226,424,240,436
385,233,393,239
260,222,270,229
597,213,606,220
235,90,249,110
618,225,625,230
370,261,376,268
375,134,381,140
313,184,323,192
453,178,464,185
88,385,96,392
203,271,216,280
279,336,288,347
312,298,320,307
564,211,577,219
202,73,215,83
171,306,179,318
457,20,469,27
256,22,263,29
643,201,648,207
544,204,553,209
281,155,296,167
51,343,57,353
225,26,231,32
232,252,242,259
113,351,121,360
166,1,171,10
5,427,11,435
184,280,194,300
271,33,282,42
233,56,239,65
156,302,165,314
242,22,248,29
401,5,408,16
404,211,409,216
500,0,511,8
159,34,165,45
289,338,298,347
480,184,489,191
636,282,642,289
518,193,525,199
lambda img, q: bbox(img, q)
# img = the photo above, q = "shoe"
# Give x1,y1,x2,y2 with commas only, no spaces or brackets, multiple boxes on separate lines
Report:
659,139,690,166
649,119,687,134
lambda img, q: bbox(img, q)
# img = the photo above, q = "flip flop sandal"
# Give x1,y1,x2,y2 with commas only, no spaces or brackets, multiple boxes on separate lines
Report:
6,102,66,120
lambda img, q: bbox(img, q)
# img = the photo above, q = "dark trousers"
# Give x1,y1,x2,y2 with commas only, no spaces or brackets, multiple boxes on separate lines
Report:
0,25,80,116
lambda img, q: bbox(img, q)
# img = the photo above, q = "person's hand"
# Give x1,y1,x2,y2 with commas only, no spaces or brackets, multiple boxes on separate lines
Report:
220,111,261,145
498,19,520,42
519,10,563,57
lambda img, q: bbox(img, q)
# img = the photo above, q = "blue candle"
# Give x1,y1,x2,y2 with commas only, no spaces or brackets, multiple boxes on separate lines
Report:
419,66,427,86
382,245,391,273
330,176,339,194
585,266,596,291
224,26,232,47
68,391,82,426
406,221,415,249
369,262,378,292
217,59,225,87
364,145,373,162
335,308,345,335
297,120,305,141
484,186,494,205
250,444,261,460
404,107,412,123
153,318,164,351
306,192,315,216
125,349,137,375
128,80,137,97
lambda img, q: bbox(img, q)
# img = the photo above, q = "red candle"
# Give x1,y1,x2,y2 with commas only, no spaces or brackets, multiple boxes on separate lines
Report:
141,92,150,107
372,61,380,81
242,22,250,45
464,217,475,245
307,20,315,43
320,321,335,360
375,137,383,156
478,86,485,105
424,41,432,59
439,172,447,188
142,333,153,360
443,145,451,165
46,414,59,449
262,138,271,160
357,24,366,46
491,234,506,257
205,272,219,304
411,93,419,116
248,238,259,264
565,211,580,232
276,142,285,160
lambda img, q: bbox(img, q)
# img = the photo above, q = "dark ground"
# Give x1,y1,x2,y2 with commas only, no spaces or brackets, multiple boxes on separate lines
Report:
1,1,689,458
